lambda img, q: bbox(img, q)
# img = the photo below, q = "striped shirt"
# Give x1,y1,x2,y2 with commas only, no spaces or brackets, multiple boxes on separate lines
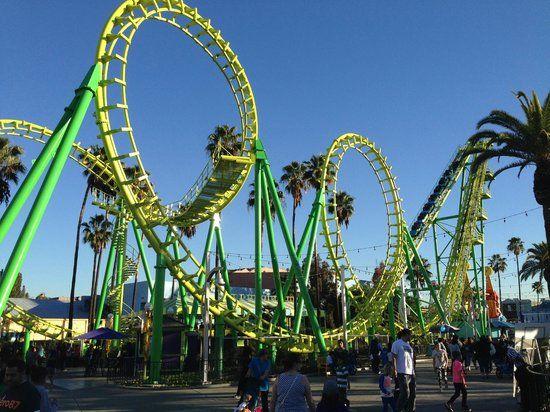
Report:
336,365,349,389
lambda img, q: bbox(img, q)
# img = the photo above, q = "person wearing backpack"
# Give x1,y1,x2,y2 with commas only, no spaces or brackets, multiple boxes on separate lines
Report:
269,353,315,412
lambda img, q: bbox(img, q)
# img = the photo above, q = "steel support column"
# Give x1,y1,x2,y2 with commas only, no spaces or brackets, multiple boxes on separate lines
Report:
0,64,100,313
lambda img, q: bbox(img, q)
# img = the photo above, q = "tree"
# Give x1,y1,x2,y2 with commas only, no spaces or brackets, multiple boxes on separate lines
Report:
181,225,197,239
303,154,336,191
328,191,355,231
532,281,544,305
507,237,525,318
0,137,26,204
327,190,354,327
488,254,507,302
303,154,337,312
467,91,550,258
205,125,241,159
410,257,432,287
521,242,549,300
82,214,113,329
69,145,114,334
280,161,309,246
1,271,28,298
246,180,285,227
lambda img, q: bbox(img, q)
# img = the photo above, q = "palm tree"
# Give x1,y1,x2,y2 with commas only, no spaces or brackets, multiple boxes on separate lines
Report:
467,92,550,251
328,190,354,328
68,145,114,333
328,191,355,229
181,225,197,239
521,242,549,300
304,154,336,308
246,180,285,226
0,137,26,204
410,257,432,287
488,254,507,302
304,154,336,191
205,125,241,159
507,237,525,319
532,281,544,305
82,214,113,329
280,161,309,246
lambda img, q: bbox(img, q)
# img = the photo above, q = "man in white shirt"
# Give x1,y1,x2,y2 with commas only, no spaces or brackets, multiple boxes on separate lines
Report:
391,328,415,412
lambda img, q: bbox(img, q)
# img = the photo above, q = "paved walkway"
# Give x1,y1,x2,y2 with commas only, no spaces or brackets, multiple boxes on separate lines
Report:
51,359,521,411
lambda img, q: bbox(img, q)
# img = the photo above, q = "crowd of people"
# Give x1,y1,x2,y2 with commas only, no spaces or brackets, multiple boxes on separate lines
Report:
0,328,529,412
232,328,528,412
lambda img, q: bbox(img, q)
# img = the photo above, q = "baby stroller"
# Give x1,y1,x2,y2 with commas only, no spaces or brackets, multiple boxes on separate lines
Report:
494,360,513,379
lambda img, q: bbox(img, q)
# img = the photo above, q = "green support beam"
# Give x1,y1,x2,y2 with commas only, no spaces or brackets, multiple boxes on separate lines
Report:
189,219,215,330
254,159,263,329
263,157,326,353
0,121,70,245
403,244,426,332
150,251,166,383
404,229,448,325
94,217,119,329
131,220,153,295
171,239,189,324
23,329,31,362
293,189,323,332
113,219,126,335
0,64,100,314
260,175,286,330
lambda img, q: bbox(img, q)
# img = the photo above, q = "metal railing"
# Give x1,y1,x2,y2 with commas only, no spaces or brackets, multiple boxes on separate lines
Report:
105,355,240,387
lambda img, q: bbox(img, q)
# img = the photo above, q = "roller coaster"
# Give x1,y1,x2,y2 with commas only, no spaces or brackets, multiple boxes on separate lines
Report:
0,0,495,377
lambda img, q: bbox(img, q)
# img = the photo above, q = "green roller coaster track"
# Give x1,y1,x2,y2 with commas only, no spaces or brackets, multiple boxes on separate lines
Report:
0,0,496,368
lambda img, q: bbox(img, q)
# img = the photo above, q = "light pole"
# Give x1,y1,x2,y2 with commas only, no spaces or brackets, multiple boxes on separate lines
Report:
400,278,408,328
340,270,348,346
202,266,221,385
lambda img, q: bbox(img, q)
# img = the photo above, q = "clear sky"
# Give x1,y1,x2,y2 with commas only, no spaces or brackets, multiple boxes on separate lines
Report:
1,1,548,302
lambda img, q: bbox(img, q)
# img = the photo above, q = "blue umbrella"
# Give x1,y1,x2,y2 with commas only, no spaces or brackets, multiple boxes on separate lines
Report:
75,327,126,340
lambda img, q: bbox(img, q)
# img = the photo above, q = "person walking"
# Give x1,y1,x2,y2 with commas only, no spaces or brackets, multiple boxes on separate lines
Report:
445,352,471,412
316,380,349,412
475,336,492,380
462,338,473,371
334,351,350,406
391,328,415,412
269,353,315,412
432,341,449,391
370,337,382,374
247,348,271,412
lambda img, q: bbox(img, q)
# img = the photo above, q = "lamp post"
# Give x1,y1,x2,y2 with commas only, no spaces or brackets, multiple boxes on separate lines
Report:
143,303,152,379
202,266,221,385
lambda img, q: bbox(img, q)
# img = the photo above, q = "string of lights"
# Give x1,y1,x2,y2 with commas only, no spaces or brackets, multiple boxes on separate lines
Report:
206,205,541,265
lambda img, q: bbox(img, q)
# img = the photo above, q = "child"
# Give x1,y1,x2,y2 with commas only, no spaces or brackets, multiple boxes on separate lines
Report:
379,363,396,412
432,342,449,391
445,352,471,412
234,393,252,412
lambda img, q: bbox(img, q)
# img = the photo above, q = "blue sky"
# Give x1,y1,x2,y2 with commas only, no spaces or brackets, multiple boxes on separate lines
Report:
1,1,548,301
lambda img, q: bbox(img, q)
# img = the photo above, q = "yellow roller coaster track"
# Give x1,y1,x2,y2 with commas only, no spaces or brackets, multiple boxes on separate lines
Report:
319,133,406,340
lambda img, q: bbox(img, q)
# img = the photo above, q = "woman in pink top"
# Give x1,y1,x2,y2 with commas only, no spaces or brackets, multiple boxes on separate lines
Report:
445,352,471,412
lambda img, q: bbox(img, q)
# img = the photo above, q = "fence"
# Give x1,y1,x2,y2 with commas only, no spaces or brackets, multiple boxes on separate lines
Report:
105,355,240,387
